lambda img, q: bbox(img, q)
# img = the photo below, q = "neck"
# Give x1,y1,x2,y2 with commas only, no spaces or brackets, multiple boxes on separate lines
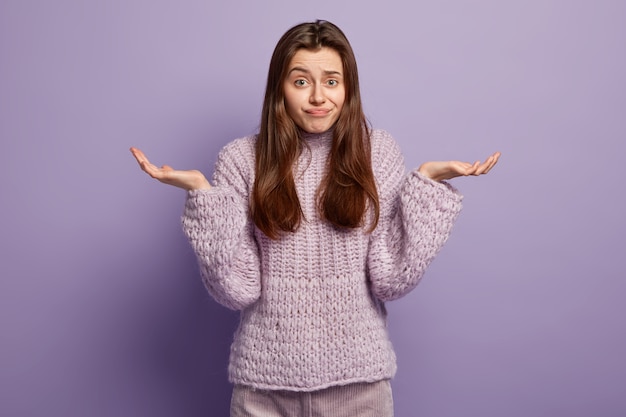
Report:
299,127,334,142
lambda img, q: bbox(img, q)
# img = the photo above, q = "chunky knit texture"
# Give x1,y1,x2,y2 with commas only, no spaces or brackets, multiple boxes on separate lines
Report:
181,129,463,391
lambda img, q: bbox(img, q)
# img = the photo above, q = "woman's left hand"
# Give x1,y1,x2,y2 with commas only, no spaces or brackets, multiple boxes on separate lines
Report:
418,151,501,182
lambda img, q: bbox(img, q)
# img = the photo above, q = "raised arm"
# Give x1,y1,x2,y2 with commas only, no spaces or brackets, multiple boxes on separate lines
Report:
179,139,262,310
130,142,261,310
367,131,500,301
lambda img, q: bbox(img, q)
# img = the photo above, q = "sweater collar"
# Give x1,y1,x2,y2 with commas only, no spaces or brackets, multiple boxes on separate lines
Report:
300,127,334,147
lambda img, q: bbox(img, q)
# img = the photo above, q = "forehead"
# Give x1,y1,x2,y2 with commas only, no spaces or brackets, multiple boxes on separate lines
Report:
287,47,343,73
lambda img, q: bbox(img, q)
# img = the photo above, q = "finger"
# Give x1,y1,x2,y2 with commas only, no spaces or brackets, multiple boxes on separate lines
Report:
481,152,501,174
138,158,169,179
140,162,162,178
465,160,482,176
473,156,495,175
481,161,496,174
129,147,146,161
130,147,152,168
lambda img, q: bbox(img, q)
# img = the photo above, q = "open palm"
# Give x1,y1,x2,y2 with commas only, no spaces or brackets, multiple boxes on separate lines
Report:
130,147,212,191
418,152,501,182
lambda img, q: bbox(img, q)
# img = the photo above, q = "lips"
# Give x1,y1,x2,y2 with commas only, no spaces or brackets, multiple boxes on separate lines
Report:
305,109,331,116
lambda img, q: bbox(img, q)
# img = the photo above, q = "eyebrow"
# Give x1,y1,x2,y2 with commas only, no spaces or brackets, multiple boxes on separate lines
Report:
287,67,343,77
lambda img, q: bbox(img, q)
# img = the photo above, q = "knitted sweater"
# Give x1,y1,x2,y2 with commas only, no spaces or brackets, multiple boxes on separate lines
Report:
181,129,463,391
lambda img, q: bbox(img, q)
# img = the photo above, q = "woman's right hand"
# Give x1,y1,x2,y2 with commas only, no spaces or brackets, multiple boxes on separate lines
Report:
130,147,212,191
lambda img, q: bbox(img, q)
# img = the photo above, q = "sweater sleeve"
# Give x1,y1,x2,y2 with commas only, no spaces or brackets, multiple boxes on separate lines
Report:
181,138,261,310
367,131,463,302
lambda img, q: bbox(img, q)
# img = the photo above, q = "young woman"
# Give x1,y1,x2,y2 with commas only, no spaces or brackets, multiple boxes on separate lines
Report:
131,20,499,417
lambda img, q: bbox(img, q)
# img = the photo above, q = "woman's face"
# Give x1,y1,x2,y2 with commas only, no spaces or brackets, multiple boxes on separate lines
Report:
283,47,346,134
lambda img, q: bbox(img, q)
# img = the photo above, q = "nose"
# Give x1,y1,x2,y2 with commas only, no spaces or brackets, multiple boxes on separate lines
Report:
309,84,325,105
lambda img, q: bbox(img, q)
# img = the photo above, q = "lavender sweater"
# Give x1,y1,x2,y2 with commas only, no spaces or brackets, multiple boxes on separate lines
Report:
181,129,463,391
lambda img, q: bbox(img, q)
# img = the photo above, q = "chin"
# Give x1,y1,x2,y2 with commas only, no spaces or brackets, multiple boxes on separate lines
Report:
303,123,332,134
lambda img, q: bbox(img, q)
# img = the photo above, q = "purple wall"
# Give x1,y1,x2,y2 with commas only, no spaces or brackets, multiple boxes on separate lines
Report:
1,1,625,416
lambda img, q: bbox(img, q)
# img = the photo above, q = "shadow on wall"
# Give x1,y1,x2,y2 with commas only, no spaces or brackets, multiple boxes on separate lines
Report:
108,113,254,416
69,112,254,416
79,231,240,417
133,237,240,416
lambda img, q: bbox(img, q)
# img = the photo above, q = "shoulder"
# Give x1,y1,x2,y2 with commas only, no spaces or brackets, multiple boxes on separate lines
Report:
213,134,257,189
219,135,257,161
369,129,406,202
370,128,404,176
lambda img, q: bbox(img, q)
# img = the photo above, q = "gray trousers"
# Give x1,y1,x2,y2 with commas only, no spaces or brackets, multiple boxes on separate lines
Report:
230,380,394,417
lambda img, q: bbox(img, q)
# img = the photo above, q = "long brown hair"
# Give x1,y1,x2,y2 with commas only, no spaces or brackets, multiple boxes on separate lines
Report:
251,20,379,239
